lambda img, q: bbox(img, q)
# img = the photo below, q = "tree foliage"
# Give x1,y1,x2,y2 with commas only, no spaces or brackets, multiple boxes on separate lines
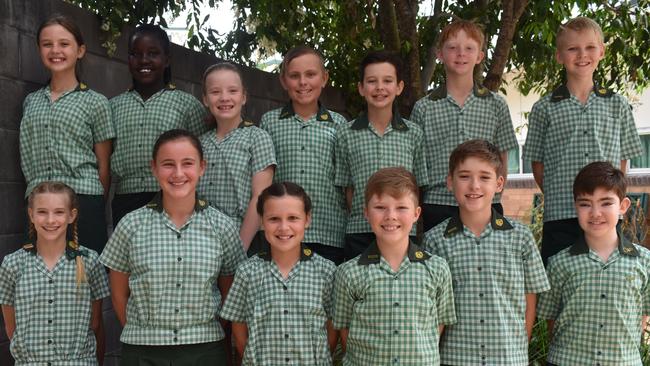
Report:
68,0,650,116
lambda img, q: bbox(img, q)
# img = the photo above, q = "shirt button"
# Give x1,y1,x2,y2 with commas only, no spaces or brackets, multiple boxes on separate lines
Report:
283,285,288,291
176,283,181,288
393,330,399,335
300,169,304,174
48,319,52,324
301,146,305,151
477,266,482,271
173,329,178,334
393,357,399,363
47,339,53,344
393,302,399,307
48,299,53,304
284,310,288,315
480,319,485,324
209,182,213,185
599,324,604,328
177,257,182,262
585,153,589,157
177,233,181,239
175,308,180,313
583,130,588,134
49,279,53,284
597,351,602,355
479,293,484,297
600,294,606,299
284,334,289,339
173,337,178,342
285,358,290,362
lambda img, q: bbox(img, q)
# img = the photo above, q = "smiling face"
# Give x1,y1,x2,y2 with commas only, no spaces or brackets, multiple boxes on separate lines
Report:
203,68,246,125
448,157,503,214
364,193,420,245
262,195,311,255
128,33,169,90
358,62,404,110
28,192,77,244
151,138,205,201
437,29,484,77
280,53,328,109
38,24,85,76
556,28,604,80
575,187,630,241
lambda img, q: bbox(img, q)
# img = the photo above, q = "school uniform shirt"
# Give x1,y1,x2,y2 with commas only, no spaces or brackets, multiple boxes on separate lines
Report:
538,234,650,366
198,121,276,227
0,243,109,365
260,104,347,248
523,84,643,222
99,193,246,346
19,83,115,197
411,84,518,206
422,210,550,366
220,245,335,366
333,241,456,366
110,86,209,194
334,111,430,234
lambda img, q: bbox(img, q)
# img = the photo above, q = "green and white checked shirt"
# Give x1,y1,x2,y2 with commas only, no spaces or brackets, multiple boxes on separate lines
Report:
538,234,650,366
110,86,209,194
523,85,643,222
99,193,246,346
411,84,518,206
220,245,336,366
260,104,347,248
333,241,456,366
334,111,430,234
422,211,549,366
0,243,109,365
19,83,115,197
198,121,276,227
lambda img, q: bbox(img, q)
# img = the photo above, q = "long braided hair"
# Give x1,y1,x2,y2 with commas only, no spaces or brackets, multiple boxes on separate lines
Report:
27,182,86,286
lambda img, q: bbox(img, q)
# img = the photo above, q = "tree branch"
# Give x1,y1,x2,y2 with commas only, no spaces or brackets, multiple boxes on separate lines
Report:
377,0,400,51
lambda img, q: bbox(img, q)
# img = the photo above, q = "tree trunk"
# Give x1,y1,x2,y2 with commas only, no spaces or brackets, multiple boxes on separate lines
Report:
393,0,421,116
377,0,400,51
483,0,529,91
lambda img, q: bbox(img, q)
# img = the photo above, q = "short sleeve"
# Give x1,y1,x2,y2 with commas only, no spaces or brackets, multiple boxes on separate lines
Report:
250,128,277,173
521,227,550,294
412,126,430,187
333,124,352,188
618,97,643,160
183,94,210,136
90,93,115,143
410,98,425,128
332,264,356,329
217,214,246,276
434,258,456,325
492,95,518,151
86,252,110,300
321,260,337,319
220,264,250,322
537,258,562,320
0,254,18,305
522,99,548,162
100,217,134,273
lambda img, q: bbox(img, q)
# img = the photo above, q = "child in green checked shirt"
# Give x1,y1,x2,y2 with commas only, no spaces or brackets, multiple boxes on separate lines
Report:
198,62,276,253
523,17,643,265
220,182,337,365
334,167,456,366
0,182,109,365
335,50,429,260
538,162,650,366
423,140,549,366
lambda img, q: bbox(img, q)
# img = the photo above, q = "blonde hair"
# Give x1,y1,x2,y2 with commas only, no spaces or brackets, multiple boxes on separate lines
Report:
364,167,419,206
557,17,604,46
28,182,86,286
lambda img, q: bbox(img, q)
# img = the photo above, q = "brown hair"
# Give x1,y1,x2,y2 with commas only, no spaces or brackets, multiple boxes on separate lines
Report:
437,19,485,50
27,181,86,286
556,17,604,47
201,62,247,127
280,45,326,78
37,14,85,79
152,129,203,161
364,167,419,206
448,139,502,176
257,182,312,216
359,50,403,82
573,161,627,201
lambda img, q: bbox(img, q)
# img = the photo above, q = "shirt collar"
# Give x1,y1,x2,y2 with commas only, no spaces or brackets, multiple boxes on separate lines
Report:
350,105,408,131
238,120,255,128
145,191,208,213
22,241,87,260
551,83,613,102
569,231,639,257
128,82,176,93
279,102,333,122
257,243,314,261
443,208,513,238
428,82,491,101
357,240,430,265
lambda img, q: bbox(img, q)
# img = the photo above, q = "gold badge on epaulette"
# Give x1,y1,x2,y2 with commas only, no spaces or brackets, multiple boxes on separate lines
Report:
623,246,634,254
23,243,34,250
367,254,379,259
303,248,312,256
320,114,329,120
146,203,157,208
243,121,254,127
198,199,206,207
446,226,458,234
495,218,504,227
415,251,424,259
599,88,607,95
477,87,488,96
167,83,176,90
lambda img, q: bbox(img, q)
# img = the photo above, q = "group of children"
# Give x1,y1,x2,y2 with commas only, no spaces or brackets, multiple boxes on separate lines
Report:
0,10,647,366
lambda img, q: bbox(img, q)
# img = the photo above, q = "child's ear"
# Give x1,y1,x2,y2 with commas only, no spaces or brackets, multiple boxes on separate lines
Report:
320,69,329,88
202,94,209,108
305,212,312,228
69,208,78,224
357,81,365,97
279,74,288,91
496,175,505,193
619,196,632,215
396,80,405,96
436,48,443,63
199,159,207,177
27,207,34,223
414,205,422,222
363,206,369,220
77,44,86,60
446,174,453,192
476,50,485,64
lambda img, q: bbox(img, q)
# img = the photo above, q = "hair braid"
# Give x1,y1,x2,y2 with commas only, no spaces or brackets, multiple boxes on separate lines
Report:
71,213,86,286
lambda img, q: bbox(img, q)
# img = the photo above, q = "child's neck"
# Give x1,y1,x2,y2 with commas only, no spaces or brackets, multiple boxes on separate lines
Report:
445,73,474,107
215,117,242,140
367,105,393,135
566,77,594,105
459,206,492,237
292,101,318,121
36,238,67,271
49,72,78,102
135,81,166,101
272,247,301,279
163,194,196,229
376,238,408,272
585,230,619,262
